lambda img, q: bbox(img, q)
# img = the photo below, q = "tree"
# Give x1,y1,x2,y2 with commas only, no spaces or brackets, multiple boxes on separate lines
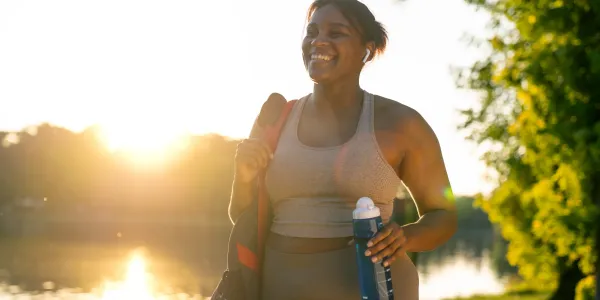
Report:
457,0,600,299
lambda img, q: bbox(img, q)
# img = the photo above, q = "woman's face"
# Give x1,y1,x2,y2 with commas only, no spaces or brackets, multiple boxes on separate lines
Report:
302,4,368,84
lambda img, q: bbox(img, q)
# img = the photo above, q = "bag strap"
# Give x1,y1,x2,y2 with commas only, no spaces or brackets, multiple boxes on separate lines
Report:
256,99,297,268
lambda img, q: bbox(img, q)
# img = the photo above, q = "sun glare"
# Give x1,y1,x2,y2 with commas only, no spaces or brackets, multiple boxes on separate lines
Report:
101,251,154,300
99,121,190,166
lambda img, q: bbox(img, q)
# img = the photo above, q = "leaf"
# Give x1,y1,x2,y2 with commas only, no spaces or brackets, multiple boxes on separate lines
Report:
458,0,600,293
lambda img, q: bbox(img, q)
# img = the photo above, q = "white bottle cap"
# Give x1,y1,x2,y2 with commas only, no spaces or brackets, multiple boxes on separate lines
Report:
353,197,381,219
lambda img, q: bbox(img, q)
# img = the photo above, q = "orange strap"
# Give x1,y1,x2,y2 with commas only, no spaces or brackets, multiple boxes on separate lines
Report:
236,100,296,273
236,242,258,271
257,100,296,270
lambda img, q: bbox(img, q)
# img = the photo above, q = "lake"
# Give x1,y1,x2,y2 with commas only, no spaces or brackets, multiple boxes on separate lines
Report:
0,218,512,300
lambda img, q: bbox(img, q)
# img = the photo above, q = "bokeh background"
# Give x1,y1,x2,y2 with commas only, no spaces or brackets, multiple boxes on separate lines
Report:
0,0,598,299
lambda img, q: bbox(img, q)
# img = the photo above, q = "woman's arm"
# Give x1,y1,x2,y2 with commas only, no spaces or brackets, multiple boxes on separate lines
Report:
228,117,271,224
228,177,256,224
397,111,457,252
366,109,457,266
228,120,260,224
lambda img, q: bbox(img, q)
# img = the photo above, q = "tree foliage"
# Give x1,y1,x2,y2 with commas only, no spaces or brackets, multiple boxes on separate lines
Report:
457,0,600,298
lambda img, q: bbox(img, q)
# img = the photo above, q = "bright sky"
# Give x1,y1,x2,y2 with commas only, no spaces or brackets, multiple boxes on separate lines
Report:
0,0,495,196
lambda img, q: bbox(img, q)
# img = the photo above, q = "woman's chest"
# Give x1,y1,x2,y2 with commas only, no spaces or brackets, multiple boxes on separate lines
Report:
266,136,402,202
296,107,407,175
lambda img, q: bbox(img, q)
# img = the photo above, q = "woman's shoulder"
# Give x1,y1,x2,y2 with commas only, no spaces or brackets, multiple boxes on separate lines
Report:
373,95,425,128
374,94,415,116
372,94,438,143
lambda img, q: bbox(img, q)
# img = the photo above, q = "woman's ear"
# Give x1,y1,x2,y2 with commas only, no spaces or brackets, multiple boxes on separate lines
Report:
362,49,371,63
363,42,376,63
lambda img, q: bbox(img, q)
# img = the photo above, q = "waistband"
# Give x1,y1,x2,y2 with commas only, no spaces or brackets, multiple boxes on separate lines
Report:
271,197,355,238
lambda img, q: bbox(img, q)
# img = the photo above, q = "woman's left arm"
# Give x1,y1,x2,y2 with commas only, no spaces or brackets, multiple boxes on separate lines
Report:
366,110,458,267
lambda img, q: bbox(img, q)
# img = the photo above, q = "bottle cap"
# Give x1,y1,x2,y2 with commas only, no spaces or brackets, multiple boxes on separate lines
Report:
353,197,381,219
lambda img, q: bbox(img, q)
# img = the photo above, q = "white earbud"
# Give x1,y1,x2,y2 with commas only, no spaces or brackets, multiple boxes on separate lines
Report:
362,49,371,63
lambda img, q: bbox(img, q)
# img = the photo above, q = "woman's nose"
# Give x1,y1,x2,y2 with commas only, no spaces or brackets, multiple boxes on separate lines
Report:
310,33,329,47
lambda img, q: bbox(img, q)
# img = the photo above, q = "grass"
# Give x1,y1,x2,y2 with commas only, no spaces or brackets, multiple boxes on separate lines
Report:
443,275,554,300
444,287,551,300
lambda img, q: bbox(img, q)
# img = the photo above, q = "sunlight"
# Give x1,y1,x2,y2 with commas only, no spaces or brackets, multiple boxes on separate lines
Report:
99,120,190,166
101,251,155,300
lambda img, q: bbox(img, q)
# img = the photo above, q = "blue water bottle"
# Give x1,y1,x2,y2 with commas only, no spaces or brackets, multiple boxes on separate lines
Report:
353,197,394,300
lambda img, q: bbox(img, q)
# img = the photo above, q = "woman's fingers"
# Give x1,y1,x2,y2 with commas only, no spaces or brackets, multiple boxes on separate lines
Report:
366,224,393,248
237,139,273,168
382,242,407,267
365,223,408,265
368,233,402,263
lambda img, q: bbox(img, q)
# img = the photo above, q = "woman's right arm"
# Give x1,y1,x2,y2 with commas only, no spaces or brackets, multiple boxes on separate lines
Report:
228,174,256,224
228,120,273,224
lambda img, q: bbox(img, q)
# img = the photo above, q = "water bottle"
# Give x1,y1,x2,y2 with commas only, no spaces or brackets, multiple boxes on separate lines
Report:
353,197,394,300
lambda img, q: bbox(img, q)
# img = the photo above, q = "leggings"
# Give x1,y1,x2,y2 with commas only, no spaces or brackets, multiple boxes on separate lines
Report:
261,243,419,300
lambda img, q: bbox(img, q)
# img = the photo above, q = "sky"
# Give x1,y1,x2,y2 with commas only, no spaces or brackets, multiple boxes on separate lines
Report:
0,0,495,196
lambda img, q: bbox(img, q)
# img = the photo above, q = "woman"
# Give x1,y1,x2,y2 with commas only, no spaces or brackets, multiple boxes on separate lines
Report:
230,0,457,299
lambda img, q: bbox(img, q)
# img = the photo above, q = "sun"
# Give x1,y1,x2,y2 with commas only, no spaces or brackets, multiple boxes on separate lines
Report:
99,120,190,166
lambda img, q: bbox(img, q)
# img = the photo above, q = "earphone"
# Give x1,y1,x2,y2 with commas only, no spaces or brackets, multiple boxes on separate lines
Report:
362,49,371,63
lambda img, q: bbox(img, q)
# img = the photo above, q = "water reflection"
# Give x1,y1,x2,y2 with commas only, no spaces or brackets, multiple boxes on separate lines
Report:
416,228,512,299
0,249,206,299
0,245,507,299
101,251,154,300
419,252,506,299
0,221,512,299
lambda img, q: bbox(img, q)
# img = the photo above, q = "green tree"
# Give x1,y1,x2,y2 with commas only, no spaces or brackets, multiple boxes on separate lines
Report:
457,0,600,299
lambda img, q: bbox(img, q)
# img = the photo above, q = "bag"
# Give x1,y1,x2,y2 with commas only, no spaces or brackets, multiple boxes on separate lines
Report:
211,99,297,300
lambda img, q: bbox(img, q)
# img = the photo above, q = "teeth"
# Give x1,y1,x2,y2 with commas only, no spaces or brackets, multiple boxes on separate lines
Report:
311,54,333,61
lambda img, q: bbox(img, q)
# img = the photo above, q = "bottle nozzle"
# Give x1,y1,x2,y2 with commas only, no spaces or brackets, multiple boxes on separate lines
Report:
356,197,375,209
353,197,380,220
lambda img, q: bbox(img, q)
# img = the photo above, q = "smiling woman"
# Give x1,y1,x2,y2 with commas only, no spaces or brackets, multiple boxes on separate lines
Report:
227,1,457,299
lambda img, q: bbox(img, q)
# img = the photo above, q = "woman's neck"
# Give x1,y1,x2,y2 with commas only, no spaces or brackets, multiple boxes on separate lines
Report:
311,79,363,110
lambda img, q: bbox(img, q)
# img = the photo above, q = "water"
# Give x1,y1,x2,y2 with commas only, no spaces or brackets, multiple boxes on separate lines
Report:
0,221,511,300
418,228,512,299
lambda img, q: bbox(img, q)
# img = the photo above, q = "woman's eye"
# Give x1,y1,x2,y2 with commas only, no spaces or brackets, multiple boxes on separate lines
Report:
329,31,344,38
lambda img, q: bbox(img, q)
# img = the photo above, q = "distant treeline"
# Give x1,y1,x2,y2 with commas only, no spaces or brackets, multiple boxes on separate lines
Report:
0,124,238,219
0,123,490,228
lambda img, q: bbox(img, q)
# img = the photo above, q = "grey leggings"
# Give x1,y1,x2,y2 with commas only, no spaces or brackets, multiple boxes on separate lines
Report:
261,244,419,300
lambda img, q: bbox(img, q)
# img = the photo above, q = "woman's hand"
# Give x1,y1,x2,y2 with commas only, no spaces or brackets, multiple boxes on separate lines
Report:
364,222,408,267
234,138,273,183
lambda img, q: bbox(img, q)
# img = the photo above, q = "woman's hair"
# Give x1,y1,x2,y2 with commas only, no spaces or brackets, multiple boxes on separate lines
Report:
306,0,388,58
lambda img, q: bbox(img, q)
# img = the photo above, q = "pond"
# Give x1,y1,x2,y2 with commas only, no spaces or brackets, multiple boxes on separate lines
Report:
0,220,512,300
